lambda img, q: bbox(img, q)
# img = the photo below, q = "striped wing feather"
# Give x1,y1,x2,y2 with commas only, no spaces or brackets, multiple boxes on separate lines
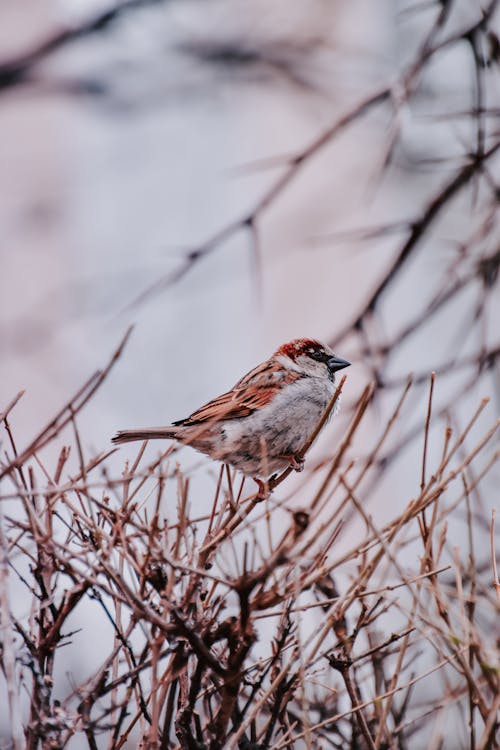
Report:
174,358,302,426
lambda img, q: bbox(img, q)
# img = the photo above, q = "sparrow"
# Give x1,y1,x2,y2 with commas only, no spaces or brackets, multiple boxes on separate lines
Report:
112,338,350,480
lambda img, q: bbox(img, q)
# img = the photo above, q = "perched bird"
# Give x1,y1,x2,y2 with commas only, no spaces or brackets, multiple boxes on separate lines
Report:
112,338,350,480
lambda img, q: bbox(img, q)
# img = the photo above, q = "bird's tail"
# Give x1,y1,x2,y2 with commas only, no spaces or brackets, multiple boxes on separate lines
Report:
112,427,178,445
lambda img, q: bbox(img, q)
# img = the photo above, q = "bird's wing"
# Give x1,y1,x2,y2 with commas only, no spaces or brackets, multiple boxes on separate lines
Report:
173,359,303,426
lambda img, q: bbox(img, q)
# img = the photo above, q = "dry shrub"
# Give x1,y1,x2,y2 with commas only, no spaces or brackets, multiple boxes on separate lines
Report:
0,336,498,750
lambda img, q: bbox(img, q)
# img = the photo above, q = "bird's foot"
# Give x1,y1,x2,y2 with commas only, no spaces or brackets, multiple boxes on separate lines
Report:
281,454,305,473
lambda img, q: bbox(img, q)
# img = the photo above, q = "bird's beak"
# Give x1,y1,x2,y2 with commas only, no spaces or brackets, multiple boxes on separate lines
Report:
327,356,351,372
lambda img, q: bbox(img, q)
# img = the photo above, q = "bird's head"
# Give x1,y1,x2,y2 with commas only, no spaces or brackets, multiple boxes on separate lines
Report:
275,338,350,381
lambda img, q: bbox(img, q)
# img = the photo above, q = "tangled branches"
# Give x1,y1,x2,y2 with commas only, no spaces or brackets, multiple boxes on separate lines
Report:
0,336,498,749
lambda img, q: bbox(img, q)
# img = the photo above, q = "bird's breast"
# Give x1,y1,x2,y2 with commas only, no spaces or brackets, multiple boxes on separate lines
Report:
222,376,336,457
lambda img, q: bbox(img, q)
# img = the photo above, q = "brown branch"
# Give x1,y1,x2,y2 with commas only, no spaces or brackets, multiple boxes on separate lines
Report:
490,509,500,605
0,326,132,481
331,138,500,348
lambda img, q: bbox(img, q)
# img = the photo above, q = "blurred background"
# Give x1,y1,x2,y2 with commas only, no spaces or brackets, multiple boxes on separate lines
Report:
1,0,499,520
0,0,499,745
1,0,498,456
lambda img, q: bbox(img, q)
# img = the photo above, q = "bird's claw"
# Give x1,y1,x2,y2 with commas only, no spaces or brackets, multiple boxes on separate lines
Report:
289,455,305,473
278,454,305,473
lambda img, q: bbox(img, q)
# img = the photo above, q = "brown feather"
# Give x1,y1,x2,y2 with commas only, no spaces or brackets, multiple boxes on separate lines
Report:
112,428,177,444
173,358,303,427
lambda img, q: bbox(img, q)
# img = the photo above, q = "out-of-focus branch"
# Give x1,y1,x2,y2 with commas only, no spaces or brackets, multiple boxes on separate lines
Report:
124,2,499,311
125,86,391,311
0,326,132,481
0,0,166,90
491,509,500,605
331,139,500,348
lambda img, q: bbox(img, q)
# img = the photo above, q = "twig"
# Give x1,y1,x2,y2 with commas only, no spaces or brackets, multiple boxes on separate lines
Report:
0,512,24,750
0,327,133,481
421,372,435,492
490,509,500,605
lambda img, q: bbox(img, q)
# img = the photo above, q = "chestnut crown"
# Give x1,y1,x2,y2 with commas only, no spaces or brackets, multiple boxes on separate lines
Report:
276,338,350,379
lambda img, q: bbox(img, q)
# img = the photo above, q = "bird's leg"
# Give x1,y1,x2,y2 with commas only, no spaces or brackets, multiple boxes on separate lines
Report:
280,454,305,473
254,478,270,501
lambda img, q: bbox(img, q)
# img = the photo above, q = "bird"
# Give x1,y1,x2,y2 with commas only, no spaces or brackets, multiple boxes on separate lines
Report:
112,338,350,484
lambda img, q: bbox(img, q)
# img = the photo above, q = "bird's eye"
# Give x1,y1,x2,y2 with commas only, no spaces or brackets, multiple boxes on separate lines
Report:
309,349,325,362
